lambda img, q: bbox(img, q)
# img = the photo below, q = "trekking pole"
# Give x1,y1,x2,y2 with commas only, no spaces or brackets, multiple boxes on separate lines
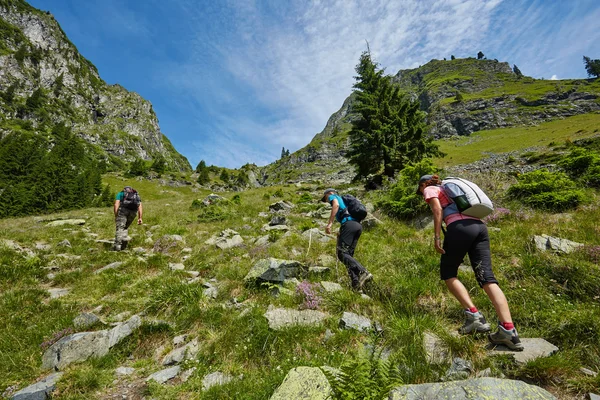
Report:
305,229,312,258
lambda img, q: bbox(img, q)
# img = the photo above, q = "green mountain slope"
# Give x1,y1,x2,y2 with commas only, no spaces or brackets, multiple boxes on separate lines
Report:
0,0,190,172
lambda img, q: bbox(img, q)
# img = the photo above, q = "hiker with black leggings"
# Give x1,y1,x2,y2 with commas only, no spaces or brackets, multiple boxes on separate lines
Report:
322,188,372,291
417,175,523,351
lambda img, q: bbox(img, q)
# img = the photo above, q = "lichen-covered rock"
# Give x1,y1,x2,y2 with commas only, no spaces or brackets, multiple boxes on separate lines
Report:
270,367,332,400
264,307,327,330
244,258,304,284
339,312,372,332
388,377,556,399
162,339,199,365
202,372,234,391
11,372,63,400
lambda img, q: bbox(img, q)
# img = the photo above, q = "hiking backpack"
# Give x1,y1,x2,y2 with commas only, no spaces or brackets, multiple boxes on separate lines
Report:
122,187,141,210
341,194,368,222
441,177,493,218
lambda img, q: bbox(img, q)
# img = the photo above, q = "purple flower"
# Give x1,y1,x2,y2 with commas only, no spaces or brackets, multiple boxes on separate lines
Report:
483,207,511,224
40,327,73,351
296,281,322,310
581,245,600,263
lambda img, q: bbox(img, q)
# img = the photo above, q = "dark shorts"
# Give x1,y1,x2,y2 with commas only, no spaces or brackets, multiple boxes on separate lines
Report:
440,219,498,287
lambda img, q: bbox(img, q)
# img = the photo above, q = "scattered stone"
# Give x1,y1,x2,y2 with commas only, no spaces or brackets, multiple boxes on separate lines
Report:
95,239,114,245
258,212,269,218
173,335,188,347
476,368,493,378
444,357,473,381
115,367,135,376
270,286,294,297
108,315,142,348
57,239,71,248
309,266,330,274
186,271,200,278
162,339,199,365
302,228,332,243
489,338,559,364
389,378,556,400
533,234,584,254
201,193,228,206
180,367,196,383
589,393,600,400
182,247,193,253
269,366,332,400
42,331,110,370
317,254,336,267
54,254,81,261
269,216,287,226
203,282,219,299
323,329,334,341
48,288,70,299
269,201,294,213
112,312,131,322
339,312,372,333
202,371,234,391
94,261,124,274
146,366,181,384
580,367,598,377
46,219,86,227
488,227,501,232
423,332,449,364
254,235,270,246
262,224,290,232
73,313,100,330
169,263,185,271
361,293,372,300
11,372,63,400
205,229,244,249
46,273,56,280
244,258,304,284
320,281,343,293
153,235,185,254
35,242,52,251
132,247,146,254
362,215,382,230
458,263,471,272
264,306,327,330
363,343,393,361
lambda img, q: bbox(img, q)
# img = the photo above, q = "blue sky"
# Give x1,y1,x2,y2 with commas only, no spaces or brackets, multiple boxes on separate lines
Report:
29,0,600,169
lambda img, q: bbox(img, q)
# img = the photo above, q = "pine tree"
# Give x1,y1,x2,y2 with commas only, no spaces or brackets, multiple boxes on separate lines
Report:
220,169,230,182
195,159,207,173
477,51,485,60
151,155,167,174
285,149,290,157
583,56,600,78
281,147,286,159
348,51,440,178
451,55,456,60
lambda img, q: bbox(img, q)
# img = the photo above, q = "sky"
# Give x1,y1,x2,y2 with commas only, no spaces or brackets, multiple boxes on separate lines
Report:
28,0,600,169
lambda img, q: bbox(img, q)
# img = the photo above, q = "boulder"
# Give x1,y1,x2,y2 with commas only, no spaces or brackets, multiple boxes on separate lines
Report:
533,234,584,254
269,216,287,226
94,261,124,274
169,263,185,271
202,371,234,391
444,357,473,381
205,229,244,250
244,258,304,284
73,313,100,330
254,235,270,246
317,254,336,267
264,307,327,330
46,219,86,227
388,378,556,399
201,193,227,206
11,372,63,400
42,331,110,370
162,339,199,365
320,281,343,293
269,367,332,400
146,366,181,384
423,332,449,364
47,288,70,299
302,228,332,243
115,367,135,376
203,282,219,299
339,312,372,333
489,337,559,364
108,315,142,348
361,215,382,230
269,201,294,213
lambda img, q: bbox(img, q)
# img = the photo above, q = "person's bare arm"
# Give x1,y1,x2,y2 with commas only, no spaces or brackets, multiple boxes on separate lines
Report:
325,199,339,235
114,200,120,218
137,203,143,225
428,198,446,254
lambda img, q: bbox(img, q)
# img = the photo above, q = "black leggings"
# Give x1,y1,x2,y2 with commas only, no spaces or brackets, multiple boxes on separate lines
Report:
337,220,367,288
441,219,498,287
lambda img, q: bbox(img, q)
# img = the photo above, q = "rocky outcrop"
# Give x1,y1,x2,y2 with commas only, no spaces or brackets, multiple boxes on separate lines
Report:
0,3,190,171
10,372,63,400
270,367,332,400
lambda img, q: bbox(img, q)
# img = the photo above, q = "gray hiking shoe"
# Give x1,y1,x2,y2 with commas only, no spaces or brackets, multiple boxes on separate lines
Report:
459,310,491,334
358,272,373,289
488,324,524,351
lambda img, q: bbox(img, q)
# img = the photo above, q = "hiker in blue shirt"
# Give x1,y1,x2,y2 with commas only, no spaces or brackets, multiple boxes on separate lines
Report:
322,188,372,291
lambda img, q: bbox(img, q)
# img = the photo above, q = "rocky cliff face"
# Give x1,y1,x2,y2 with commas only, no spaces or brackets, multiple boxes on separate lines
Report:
0,0,190,171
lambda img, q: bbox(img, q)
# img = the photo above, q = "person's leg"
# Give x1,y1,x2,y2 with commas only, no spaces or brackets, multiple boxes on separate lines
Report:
445,278,475,309
113,208,128,251
483,283,512,323
337,222,366,289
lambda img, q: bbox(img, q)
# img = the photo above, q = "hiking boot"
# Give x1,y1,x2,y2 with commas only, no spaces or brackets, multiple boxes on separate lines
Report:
358,272,373,288
488,324,524,351
458,310,491,334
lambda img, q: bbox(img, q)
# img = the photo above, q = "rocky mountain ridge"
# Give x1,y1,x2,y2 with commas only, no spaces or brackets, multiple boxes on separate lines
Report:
0,0,190,171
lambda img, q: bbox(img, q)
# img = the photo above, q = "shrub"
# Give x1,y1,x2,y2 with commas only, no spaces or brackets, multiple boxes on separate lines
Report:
558,147,600,187
127,158,148,177
197,206,230,222
507,169,584,211
297,193,313,203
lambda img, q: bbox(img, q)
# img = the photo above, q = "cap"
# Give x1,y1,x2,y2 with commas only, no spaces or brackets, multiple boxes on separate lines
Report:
320,188,336,202
415,175,433,195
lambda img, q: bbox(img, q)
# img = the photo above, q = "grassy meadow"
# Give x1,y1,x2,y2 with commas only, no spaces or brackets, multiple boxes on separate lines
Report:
1,131,600,399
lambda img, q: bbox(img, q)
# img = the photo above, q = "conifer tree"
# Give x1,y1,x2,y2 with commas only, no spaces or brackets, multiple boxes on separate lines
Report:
583,56,600,78
348,51,440,178
477,51,485,59
195,159,207,173
281,147,286,159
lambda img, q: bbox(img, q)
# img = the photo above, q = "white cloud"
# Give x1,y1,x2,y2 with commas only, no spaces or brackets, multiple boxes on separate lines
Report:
550,74,558,80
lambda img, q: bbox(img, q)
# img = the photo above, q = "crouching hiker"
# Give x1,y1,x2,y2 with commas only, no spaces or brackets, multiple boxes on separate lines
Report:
322,188,373,291
416,175,523,351
112,186,143,251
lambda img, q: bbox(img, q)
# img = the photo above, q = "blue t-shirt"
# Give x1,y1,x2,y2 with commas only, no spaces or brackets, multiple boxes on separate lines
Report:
327,194,354,224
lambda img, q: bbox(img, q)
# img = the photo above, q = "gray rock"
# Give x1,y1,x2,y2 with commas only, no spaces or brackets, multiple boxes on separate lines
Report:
34,242,52,251
254,235,270,246
317,254,336,267
57,239,71,248
270,366,332,400
444,357,473,381
180,367,196,383
339,312,372,333
264,307,327,330
423,332,449,364
533,234,584,254
185,271,200,278
146,366,181,384
153,235,185,254
389,378,556,399
269,201,294,213
162,339,199,365
258,212,269,218
302,228,333,243
94,261,124,274
132,247,146,254
320,281,343,292
589,393,600,400
11,372,63,400
269,216,287,226
580,367,598,377
262,224,290,232
73,313,100,330
46,219,86,227
362,215,382,230
202,371,234,391
489,337,559,364
244,258,304,284
115,367,135,376
42,331,110,370
173,334,188,347
216,235,244,249
309,266,330,274
475,368,492,378
201,193,227,206
203,283,219,299
169,263,185,271
108,315,142,348
47,288,70,299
